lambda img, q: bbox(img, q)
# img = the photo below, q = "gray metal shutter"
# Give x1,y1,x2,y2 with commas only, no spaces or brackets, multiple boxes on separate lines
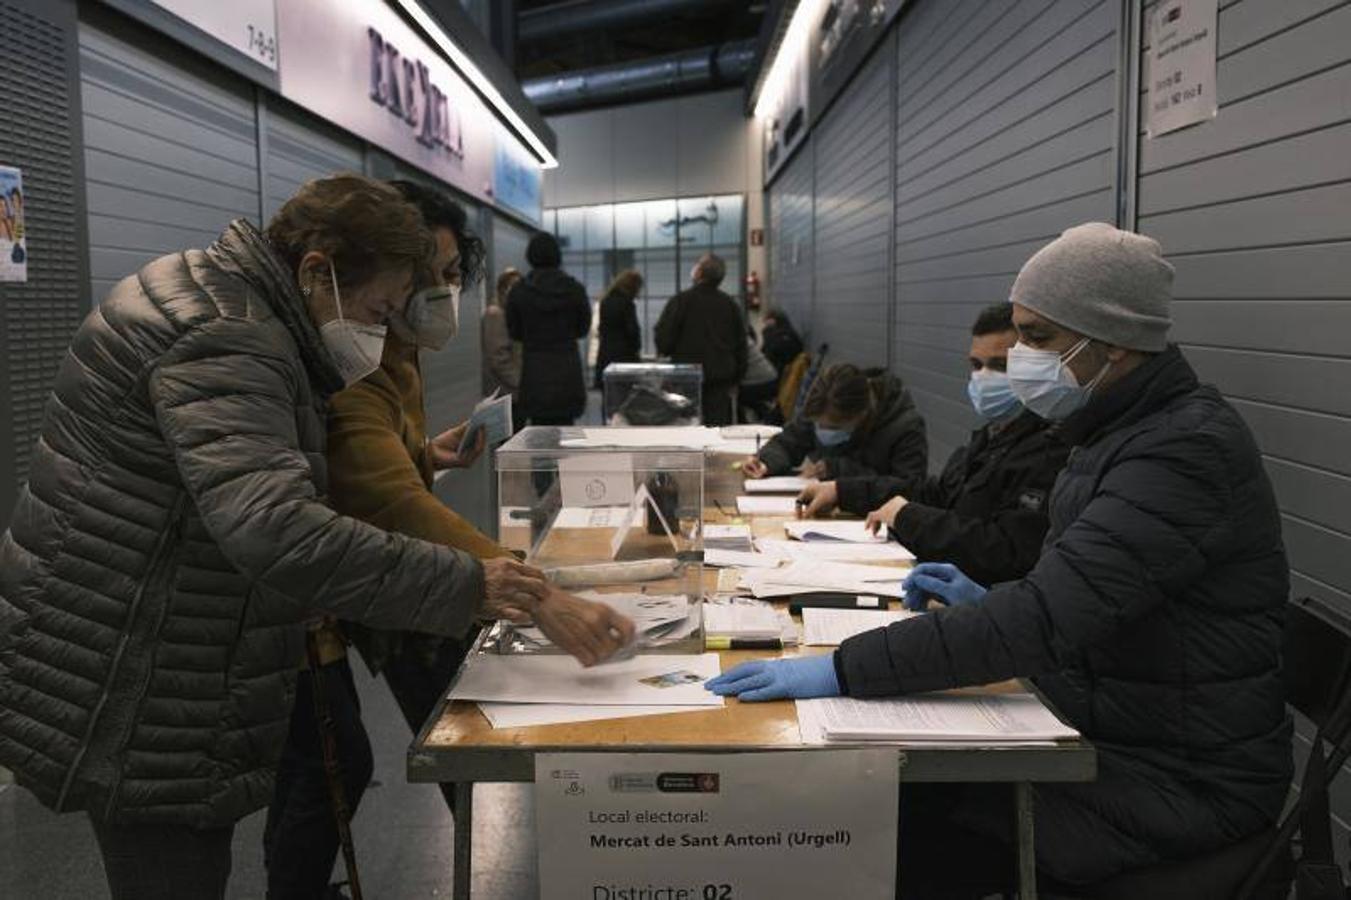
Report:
261,98,363,223
811,35,895,369
892,0,1119,466
0,0,86,521
1136,0,1351,616
79,21,260,305
767,137,815,346
492,214,533,281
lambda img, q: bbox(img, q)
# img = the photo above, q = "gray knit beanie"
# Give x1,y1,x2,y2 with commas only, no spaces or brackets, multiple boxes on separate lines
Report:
1009,222,1174,352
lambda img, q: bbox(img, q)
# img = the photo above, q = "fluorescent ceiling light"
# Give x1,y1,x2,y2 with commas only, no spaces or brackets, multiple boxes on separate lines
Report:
753,0,829,120
393,0,559,169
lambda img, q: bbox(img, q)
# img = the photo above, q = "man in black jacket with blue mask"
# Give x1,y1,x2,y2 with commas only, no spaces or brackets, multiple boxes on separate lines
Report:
795,304,1069,586
708,222,1293,895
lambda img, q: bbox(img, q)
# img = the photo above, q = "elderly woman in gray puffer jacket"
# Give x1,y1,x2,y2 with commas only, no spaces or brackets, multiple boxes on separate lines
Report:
0,174,632,899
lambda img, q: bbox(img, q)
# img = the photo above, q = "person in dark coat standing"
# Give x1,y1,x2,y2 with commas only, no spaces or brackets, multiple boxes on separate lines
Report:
743,364,928,487
594,268,644,391
654,252,747,425
708,223,1292,895
759,307,805,375
796,304,1069,586
507,232,591,426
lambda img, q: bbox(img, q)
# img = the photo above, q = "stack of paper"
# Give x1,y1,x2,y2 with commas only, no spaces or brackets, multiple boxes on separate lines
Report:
458,389,513,453
703,549,782,569
739,561,908,599
703,602,785,640
785,520,888,544
744,476,817,494
737,495,800,516
705,524,754,552
450,652,724,729
721,425,781,440
801,607,918,646
795,694,1079,745
757,538,915,563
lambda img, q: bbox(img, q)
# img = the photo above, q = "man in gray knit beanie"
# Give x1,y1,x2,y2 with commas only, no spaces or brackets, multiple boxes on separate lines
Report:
1005,222,1176,421
1010,221,1174,352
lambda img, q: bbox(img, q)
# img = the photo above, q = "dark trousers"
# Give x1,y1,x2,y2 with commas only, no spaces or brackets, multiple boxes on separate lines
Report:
897,784,1016,899
701,386,736,426
528,414,575,427
380,638,469,812
738,379,778,422
90,815,235,900
264,657,373,900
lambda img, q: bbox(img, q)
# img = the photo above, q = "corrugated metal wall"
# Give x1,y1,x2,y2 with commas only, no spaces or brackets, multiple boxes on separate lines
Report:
0,0,86,522
892,0,1120,466
79,21,260,304
810,33,895,369
261,97,364,223
767,136,815,344
1135,0,1351,864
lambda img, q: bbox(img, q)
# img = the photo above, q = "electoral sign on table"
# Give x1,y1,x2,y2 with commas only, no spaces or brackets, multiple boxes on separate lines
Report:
536,750,897,900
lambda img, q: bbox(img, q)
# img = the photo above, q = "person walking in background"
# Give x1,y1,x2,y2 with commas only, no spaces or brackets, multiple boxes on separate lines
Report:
483,266,524,431
654,252,747,425
759,307,804,375
507,232,591,427
594,268,644,393
738,327,780,422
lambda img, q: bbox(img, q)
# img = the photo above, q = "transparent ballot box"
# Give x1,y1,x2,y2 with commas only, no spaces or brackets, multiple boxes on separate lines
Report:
602,362,702,426
490,426,706,654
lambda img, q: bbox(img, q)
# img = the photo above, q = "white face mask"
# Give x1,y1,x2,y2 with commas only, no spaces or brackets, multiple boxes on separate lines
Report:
319,260,385,387
1006,338,1111,421
395,283,460,350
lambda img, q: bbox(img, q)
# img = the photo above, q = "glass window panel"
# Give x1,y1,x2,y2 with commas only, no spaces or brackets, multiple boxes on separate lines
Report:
614,201,646,249
711,194,744,246
645,199,679,248
555,207,584,255
584,204,613,254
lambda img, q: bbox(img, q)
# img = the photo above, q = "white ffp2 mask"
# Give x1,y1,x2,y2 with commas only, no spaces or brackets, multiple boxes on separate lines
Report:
319,261,386,387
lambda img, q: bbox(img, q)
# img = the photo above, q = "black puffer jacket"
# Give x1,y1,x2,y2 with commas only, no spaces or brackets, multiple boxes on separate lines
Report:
756,371,928,484
506,267,591,422
837,347,1292,882
594,288,641,390
835,411,1068,584
0,221,485,827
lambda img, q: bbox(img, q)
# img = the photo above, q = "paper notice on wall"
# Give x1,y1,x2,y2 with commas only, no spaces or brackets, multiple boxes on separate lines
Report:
1146,0,1218,137
0,166,27,283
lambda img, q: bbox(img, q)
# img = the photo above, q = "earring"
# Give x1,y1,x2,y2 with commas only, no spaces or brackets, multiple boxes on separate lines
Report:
302,283,313,297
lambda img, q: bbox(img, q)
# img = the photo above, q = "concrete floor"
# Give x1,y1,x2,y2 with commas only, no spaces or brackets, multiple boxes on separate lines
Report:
0,662,540,899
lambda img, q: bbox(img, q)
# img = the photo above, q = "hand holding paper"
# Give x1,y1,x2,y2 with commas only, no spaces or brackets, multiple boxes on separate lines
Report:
430,419,486,470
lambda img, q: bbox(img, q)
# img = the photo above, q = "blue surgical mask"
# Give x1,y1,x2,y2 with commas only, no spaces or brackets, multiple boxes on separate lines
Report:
967,369,1021,421
1007,339,1111,421
813,424,852,447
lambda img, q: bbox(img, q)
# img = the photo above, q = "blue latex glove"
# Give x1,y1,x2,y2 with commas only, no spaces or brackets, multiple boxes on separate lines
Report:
902,562,988,611
704,655,841,702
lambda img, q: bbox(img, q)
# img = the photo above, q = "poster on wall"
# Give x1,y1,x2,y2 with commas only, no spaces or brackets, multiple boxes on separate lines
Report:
1146,0,1219,138
0,165,27,283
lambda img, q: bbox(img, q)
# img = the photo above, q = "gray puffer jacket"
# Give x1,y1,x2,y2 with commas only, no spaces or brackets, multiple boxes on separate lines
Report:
0,220,484,827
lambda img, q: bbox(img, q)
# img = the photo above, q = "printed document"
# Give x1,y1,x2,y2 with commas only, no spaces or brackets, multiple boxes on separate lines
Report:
458,389,513,453
449,652,724,706
737,495,799,515
785,520,888,544
743,476,817,494
757,537,915,563
795,694,1079,743
801,607,918,646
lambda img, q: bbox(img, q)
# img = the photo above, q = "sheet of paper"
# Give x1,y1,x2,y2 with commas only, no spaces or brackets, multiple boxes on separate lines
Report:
800,694,1079,743
743,476,816,494
702,602,784,639
449,652,724,706
558,453,634,508
756,538,915,563
703,549,782,569
553,506,633,529
740,561,907,598
794,698,1057,747
478,702,702,729
801,607,918,646
785,519,888,544
737,495,799,515
706,438,763,455
458,389,513,453
704,524,754,544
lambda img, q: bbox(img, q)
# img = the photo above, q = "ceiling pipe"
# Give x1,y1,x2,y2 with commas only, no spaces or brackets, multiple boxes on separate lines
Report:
518,0,733,44
523,39,758,112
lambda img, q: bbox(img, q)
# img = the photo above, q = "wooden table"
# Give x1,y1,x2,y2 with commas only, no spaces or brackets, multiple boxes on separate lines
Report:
409,453,1096,899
